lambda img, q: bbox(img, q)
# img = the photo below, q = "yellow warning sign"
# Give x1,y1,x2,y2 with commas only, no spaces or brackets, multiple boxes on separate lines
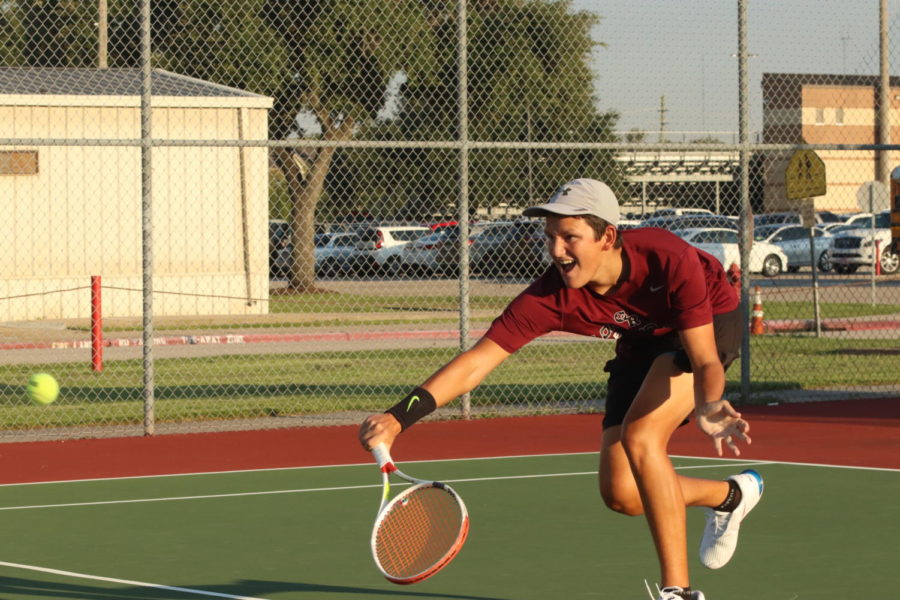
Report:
785,150,826,200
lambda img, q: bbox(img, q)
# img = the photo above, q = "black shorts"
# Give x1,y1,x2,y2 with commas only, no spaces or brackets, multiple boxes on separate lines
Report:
601,306,742,430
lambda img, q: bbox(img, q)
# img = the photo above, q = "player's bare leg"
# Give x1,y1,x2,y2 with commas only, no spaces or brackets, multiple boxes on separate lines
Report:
615,353,728,589
599,430,729,515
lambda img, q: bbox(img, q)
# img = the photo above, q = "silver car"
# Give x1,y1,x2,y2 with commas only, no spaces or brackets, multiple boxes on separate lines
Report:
753,224,834,272
315,232,364,277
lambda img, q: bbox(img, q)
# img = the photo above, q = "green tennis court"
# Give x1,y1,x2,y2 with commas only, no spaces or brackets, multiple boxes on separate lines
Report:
1,452,896,600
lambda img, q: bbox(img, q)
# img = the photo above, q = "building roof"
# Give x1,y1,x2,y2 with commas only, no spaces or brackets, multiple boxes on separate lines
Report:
0,67,266,98
762,72,900,109
762,72,900,89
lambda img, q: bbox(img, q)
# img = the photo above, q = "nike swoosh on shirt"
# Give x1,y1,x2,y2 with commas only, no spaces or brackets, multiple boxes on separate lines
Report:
650,285,664,292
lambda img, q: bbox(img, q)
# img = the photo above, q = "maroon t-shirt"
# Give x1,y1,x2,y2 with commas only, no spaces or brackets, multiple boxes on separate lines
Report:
485,228,739,359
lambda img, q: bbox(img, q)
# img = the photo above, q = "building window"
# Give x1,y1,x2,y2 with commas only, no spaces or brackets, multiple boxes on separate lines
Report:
815,108,825,125
835,107,844,125
0,151,38,175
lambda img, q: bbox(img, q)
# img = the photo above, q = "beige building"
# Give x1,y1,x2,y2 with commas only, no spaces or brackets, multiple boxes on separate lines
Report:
762,72,900,213
0,68,273,321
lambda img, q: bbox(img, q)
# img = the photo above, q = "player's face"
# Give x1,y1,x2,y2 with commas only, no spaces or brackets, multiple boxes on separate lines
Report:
544,216,617,289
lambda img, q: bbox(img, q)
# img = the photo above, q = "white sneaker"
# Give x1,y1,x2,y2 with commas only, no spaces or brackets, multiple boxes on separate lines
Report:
699,469,764,569
646,581,707,600
657,586,706,600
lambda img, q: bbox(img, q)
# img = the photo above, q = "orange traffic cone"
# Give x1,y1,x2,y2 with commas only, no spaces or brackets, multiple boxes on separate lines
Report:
750,286,765,335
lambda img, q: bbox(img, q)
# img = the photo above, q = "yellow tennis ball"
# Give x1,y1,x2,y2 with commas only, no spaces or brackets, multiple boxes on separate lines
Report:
27,373,59,405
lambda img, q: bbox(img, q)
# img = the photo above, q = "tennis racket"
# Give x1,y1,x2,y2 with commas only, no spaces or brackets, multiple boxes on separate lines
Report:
370,443,469,585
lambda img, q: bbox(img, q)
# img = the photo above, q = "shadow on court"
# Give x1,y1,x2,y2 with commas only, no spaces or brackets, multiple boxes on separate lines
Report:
0,575,512,600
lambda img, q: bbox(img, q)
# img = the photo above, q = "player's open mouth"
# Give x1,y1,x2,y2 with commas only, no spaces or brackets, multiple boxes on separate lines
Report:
557,258,576,274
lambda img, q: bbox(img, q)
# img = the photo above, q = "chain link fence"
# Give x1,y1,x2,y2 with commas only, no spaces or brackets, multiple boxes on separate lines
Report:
1,0,898,441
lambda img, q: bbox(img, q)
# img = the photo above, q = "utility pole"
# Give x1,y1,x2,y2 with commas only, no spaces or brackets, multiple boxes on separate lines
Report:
841,35,850,73
658,95,668,143
98,0,108,69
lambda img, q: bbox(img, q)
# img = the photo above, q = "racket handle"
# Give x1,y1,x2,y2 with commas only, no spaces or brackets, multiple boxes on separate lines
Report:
371,443,396,472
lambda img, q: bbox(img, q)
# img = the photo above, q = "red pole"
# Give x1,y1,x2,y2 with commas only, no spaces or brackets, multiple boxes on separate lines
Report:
91,275,103,372
875,240,882,276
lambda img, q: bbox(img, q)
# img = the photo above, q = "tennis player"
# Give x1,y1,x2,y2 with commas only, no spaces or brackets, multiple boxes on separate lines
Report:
359,178,764,600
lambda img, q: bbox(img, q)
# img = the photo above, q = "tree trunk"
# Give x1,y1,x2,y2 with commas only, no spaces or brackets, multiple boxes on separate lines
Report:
273,117,355,293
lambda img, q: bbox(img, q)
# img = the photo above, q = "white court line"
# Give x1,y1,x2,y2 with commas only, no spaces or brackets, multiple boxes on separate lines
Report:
0,450,604,488
3,449,896,490
0,461,772,512
1,450,895,491
0,560,268,600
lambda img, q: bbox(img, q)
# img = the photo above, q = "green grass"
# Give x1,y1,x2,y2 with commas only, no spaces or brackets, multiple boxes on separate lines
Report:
62,299,900,333
747,335,900,388
761,301,899,320
1,335,898,430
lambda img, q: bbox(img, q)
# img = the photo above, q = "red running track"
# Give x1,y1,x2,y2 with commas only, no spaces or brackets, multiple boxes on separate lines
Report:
0,398,897,485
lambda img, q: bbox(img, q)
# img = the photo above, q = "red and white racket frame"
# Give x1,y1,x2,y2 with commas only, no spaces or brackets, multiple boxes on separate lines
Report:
370,443,470,585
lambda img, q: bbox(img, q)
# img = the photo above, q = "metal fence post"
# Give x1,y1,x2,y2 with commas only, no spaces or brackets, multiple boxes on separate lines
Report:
457,0,472,420
737,0,752,405
140,0,155,435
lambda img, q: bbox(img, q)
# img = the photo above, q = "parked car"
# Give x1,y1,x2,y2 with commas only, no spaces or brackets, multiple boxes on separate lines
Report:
818,222,850,233
641,214,739,231
675,227,788,277
617,218,643,230
753,210,837,227
354,225,431,275
816,210,845,224
315,231,364,277
470,220,550,278
753,224,834,272
823,223,864,236
401,223,485,276
840,212,875,228
828,210,898,274
642,207,715,220
753,212,804,228
269,219,291,278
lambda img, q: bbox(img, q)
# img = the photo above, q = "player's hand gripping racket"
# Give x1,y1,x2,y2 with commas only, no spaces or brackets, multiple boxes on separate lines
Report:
370,443,469,585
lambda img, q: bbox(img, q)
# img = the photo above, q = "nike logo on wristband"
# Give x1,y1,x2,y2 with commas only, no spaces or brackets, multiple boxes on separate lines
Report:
406,395,420,411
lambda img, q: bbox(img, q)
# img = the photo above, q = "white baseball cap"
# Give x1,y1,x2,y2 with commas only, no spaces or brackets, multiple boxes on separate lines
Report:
522,178,620,226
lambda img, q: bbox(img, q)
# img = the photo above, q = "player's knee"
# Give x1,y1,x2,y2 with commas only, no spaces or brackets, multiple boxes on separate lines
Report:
620,421,655,459
598,482,643,516
599,487,643,516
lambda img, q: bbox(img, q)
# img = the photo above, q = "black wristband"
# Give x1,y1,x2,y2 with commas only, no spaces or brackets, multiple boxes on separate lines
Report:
385,387,437,431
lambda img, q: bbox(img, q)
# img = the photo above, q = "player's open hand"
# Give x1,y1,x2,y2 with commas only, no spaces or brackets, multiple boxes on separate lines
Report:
358,413,402,452
695,399,751,456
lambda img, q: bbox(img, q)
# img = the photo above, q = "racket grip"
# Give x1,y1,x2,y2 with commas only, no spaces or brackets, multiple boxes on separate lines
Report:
371,443,396,472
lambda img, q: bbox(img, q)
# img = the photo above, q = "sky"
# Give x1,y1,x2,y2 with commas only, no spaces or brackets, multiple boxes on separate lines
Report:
575,0,900,140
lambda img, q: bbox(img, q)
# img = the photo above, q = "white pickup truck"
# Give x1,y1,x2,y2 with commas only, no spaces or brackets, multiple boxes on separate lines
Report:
828,211,899,274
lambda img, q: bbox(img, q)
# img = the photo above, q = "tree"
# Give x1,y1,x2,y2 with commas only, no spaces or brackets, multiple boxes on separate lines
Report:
333,0,623,219
691,135,725,144
259,0,438,291
624,128,647,143
0,0,96,67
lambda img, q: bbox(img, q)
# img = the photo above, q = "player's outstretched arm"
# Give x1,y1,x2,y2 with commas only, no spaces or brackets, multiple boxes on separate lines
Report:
358,337,511,451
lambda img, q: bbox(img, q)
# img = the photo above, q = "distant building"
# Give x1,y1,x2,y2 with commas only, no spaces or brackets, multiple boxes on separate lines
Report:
762,72,900,213
0,68,272,321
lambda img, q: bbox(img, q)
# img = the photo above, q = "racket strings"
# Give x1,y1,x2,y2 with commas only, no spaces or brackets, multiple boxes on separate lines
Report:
375,485,465,579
